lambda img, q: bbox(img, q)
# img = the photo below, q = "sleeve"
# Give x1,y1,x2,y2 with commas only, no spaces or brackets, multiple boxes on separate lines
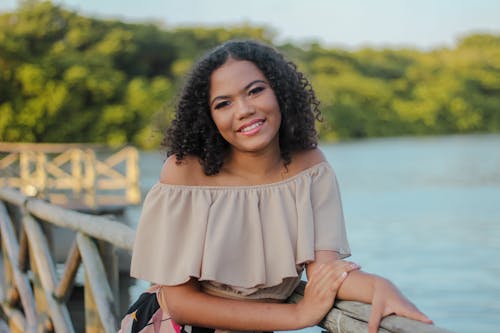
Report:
130,184,212,285
131,183,305,289
310,164,351,258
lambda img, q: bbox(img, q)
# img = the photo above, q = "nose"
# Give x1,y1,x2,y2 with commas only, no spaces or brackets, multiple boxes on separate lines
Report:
235,98,255,120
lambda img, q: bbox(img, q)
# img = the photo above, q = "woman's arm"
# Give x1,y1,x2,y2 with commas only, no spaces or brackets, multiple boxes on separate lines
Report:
307,251,433,333
159,260,358,331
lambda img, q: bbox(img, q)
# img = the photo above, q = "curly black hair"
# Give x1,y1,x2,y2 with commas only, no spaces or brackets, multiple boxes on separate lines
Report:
163,39,322,175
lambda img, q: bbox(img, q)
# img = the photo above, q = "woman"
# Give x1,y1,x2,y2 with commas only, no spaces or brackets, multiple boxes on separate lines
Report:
124,40,432,333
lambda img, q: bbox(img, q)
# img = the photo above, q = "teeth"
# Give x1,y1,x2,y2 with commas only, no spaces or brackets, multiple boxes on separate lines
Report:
241,121,263,132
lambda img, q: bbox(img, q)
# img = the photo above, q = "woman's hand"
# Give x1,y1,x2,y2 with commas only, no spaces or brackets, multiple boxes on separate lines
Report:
298,260,360,326
368,277,433,333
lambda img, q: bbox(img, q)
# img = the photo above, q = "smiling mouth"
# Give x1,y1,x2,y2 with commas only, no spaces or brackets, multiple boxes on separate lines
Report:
238,120,265,133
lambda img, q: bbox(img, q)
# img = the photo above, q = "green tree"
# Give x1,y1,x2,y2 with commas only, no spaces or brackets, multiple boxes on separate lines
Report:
1,1,499,147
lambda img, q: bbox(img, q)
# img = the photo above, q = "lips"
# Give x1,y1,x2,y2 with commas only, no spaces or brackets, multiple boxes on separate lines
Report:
237,119,265,133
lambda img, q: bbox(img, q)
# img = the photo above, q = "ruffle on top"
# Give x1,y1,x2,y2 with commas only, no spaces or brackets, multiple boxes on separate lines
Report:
130,161,350,299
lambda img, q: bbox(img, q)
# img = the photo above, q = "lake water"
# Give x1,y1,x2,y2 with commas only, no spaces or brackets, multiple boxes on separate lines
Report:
125,134,500,333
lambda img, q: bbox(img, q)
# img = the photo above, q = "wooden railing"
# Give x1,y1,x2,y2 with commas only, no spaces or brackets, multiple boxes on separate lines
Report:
0,188,133,332
0,143,141,210
0,188,453,333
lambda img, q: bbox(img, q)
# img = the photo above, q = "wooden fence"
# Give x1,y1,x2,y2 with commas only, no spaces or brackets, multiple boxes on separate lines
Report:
0,143,140,211
0,188,453,333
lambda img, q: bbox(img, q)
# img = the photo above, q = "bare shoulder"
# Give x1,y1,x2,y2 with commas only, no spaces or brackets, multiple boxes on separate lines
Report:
290,148,327,172
159,155,205,185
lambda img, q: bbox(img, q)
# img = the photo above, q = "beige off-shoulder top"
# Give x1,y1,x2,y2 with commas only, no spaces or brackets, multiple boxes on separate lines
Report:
130,161,351,301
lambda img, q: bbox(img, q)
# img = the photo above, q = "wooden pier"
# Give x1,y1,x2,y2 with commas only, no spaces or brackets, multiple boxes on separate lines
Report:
0,188,454,333
0,143,141,214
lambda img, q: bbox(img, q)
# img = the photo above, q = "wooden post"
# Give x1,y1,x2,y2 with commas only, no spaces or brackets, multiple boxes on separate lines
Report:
77,233,118,333
53,240,81,303
29,244,51,333
125,147,140,204
19,151,31,195
0,203,38,332
1,240,15,305
17,228,29,273
36,152,47,197
1,304,27,333
70,149,83,196
84,272,102,333
97,240,120,316
0,152,20,188
23,214,75,333
83,150,96,208
1,236,22,333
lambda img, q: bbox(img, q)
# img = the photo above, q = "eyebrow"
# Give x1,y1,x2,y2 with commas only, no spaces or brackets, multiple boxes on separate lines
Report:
210,79,267,107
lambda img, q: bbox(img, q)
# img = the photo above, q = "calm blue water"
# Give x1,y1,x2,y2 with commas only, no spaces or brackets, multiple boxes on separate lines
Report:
127,134,500,333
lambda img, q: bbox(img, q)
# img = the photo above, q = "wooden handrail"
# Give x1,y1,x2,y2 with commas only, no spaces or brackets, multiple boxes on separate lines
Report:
0,143,108,153
289,282,452,333
0,187,134,251
0,188,453,333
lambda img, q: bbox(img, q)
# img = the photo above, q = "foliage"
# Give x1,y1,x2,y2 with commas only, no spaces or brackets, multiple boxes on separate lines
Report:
0,1,499,147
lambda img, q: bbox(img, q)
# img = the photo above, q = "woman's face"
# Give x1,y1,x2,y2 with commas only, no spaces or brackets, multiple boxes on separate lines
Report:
209,58,281,155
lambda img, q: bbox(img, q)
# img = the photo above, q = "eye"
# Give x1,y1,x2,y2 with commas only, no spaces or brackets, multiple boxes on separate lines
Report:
214,100,231,110
249,86,265,95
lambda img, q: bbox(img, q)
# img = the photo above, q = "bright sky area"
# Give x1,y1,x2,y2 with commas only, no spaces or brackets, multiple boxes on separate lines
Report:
1,0,499,49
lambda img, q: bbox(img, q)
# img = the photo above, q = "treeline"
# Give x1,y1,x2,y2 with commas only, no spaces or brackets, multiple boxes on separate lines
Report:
0,1,499,148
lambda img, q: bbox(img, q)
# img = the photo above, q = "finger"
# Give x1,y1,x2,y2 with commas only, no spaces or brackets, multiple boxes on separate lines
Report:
307,264,335,292
313,265,338,290
345,261,360,269
306,263,324,287
330,261,360,276
320,261,353,283
328,260,357,269
329,271,348,293
312,267,351,301
309,261,357,293
368,303,384,333
344,262,361,273
398,306,433,324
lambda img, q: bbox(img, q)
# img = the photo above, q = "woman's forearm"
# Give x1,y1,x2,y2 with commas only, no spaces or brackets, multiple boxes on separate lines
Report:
306,252,433,330
163,261,357,330
336,269,378,303
308,251,379,304
160,280,311,331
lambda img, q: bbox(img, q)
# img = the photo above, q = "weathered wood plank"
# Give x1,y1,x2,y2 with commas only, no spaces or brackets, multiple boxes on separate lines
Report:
288,281,453,333
53,240,81,303
0,202,38,332
23,214,75,333
0,318,9,333
0,142,106,153
0,188,25,207
27,197,135,251
77,233,118,333
17,228,29,272
98,239,120,315
335,300,454,333
0,188,135,251
30,242,53,332
0,303,27,333
1,234,26,333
